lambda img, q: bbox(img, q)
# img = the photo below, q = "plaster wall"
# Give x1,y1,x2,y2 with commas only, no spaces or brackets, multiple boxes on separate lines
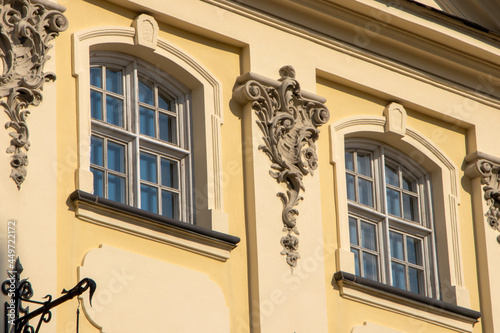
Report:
12,0,498,332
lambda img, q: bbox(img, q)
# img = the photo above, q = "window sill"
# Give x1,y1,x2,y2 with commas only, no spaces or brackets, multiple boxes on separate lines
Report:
69,190,240,261
333,271,480,333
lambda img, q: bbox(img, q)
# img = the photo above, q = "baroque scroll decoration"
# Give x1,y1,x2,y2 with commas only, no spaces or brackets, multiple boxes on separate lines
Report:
236,66,330,267
0,0,68,188
474,159,500,233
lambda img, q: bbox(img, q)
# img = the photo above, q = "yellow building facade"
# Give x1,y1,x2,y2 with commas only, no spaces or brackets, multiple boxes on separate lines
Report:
1,0,500,332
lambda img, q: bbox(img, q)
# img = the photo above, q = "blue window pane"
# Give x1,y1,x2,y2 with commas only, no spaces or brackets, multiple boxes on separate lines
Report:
140,106,155,137
360,221,376,251
402,175,414,192
159,113,177,143
108,174,125,204
141,184,157,214
158,92,171,111
385,164,399,186
349,217,358,245
90,136,103,166
139,79,154,105
387,188,401,216
358,179,373,207
161,158,178,188
91,168,103,197
390,231,404,260
90,90,102,120
351,248,360,276
409,267,423,294
140,152,157,183
161,190,179,219
391,262,406,290
407,237,422,265
346,174,355,201
357,153,371,177
345,152,354,171
107,141,125,173
106,68,122,94
106,96,123,127
90,67,102,88
363,253,378,281
403,194,417,221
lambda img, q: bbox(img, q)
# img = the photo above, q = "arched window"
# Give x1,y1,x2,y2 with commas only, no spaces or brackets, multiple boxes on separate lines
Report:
89,52,192,222
345,139,437,297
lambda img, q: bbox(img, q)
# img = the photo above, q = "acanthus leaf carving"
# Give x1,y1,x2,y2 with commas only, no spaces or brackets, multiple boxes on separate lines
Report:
233,66,330,267
465,152,500,242
477,160,500,232
0,0,68,188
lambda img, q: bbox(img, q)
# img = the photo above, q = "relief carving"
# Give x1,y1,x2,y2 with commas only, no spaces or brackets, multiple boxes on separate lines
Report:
0,0,68,188
465,152,500,242
233,66,330,267
383,102,407,137
133,14,158,50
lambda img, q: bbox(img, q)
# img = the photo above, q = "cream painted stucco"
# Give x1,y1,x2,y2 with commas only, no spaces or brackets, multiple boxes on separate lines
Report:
2,0,499,332
79,245,230,332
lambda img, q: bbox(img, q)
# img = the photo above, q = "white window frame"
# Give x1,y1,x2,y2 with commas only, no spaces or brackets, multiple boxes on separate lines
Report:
89,52,193,222
345,139,438,298
330,115,472,324
72,24,230,261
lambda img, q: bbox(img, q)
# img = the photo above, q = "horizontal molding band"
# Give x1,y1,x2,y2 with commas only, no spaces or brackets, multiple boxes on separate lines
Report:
333,271,481,320
69,190,240,246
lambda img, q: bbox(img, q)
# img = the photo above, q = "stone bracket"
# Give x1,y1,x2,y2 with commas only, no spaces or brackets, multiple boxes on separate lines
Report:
0,0,68,188
465,151,500,242
233,66,330,267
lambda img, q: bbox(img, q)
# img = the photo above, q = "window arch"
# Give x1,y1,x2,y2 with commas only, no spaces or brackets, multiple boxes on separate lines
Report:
330,114,469,309
71,22,234,261
89,52,193,222
345,139,437,297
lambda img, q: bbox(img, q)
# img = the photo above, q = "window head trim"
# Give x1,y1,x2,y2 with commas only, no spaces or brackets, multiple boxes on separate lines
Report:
330,115,468,308
73,24,228,232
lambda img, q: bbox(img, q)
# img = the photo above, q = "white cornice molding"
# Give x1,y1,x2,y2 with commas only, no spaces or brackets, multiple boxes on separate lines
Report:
202,0,500,101
103,0,500,107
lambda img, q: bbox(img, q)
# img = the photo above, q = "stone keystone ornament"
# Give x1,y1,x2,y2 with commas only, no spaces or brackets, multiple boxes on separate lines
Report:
234,66,330,267
0,0,68,188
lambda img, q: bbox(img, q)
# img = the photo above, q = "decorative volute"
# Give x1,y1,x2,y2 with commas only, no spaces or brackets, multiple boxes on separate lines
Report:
465,151,500,242
233,66,330,267
0,0,68,188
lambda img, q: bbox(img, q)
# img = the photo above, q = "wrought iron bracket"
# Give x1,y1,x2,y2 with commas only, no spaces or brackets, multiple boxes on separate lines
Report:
2,258,96,333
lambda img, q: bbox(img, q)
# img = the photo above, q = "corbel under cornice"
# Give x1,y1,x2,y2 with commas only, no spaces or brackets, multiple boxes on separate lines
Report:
0,0,68,188
233,66,330,267
465,151,500,242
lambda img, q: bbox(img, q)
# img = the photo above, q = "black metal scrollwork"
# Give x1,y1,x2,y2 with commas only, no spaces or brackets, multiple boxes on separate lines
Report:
2,258,96,333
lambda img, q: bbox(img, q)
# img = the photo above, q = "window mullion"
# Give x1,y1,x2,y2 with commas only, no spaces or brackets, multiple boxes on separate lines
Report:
102,65,108,123
157,154,161,216
357,219,364,278
377,148,391,285
103,137,109,199
426,176,439,299
403,234,410,292
154,84,160,140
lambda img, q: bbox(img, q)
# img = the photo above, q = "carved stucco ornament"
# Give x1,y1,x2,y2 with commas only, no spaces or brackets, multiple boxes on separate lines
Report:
233,66,330,267
0,0,68,188
465,152,500,243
